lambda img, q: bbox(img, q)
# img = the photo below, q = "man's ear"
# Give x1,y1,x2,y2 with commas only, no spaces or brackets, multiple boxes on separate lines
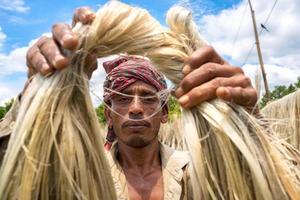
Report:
104,106,112,126
160,106,168,124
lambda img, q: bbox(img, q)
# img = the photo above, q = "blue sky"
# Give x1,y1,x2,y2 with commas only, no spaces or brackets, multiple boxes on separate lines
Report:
0,0,239,52
0,0,299,105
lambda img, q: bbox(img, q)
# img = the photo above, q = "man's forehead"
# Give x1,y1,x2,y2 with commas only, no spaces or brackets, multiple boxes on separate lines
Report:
121,81,157,94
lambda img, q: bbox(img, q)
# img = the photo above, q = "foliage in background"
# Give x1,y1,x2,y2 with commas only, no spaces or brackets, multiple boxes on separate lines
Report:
95,103,106,125
260,77,300,108
167,96,181,121
0,99,14,120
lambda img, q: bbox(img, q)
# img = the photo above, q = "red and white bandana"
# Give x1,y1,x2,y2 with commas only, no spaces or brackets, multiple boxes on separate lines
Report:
103,55,167,103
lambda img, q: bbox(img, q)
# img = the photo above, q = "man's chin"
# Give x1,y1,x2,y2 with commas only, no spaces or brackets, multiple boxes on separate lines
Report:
124,136,151,148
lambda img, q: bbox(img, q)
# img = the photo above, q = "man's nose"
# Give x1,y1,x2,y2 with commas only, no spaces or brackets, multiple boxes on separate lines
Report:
128,96,144,115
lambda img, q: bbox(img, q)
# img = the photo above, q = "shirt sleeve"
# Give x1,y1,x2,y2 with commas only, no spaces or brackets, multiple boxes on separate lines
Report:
0,93,21,164
0,94,21,138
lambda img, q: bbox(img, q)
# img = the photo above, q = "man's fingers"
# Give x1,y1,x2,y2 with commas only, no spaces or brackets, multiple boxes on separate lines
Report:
27,44,54,75
175,64,244,97
27,35,70,75
183,45,226,75
52,23,78,50
217,87,258,107
27,39,54,75
178,81,217,108
177,75,254,108
38,36,69,70
72,7,95,26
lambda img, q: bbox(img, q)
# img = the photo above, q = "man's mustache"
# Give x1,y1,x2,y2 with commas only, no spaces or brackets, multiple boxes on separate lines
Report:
122,120,151,128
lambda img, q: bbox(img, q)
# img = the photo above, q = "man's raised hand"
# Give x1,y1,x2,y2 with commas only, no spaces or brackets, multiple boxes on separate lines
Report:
175,46,258,111
26,7,96,77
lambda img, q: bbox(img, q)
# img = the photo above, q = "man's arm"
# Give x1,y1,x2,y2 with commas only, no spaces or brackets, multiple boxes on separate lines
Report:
0,8,97,164
27,7,258,112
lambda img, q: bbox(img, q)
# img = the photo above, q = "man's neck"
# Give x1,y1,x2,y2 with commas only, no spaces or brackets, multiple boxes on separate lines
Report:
117,140,161,175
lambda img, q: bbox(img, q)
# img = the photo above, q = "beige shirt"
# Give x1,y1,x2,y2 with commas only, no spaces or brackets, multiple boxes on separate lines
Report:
106,142,192,200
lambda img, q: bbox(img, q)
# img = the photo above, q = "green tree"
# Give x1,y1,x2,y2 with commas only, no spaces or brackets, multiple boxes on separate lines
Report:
294,77,300,88
95,103,106,125
0,99,14,120
167,96,181,121
260,77,300,108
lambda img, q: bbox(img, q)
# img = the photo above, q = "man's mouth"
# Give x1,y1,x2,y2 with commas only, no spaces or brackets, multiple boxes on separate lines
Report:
122,120,151,129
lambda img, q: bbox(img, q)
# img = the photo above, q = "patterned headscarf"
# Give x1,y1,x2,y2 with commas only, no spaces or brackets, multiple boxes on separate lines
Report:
103,55,167,103
102,55,168,150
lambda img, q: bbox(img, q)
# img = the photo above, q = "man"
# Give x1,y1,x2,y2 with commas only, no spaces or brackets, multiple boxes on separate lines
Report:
1,7,258,200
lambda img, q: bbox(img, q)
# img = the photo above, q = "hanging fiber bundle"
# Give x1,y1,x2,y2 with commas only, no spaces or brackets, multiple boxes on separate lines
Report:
262,89,300,150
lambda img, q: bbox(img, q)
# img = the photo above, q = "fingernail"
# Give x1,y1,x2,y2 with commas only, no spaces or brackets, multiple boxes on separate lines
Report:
41,63,52,75
182,65,191,75
222,87,231,98
62,34,75,48
217,87,231,100
62,34,73,43
55,54,65,63
179,95,189,105
85,12,96,22
174,87,184,98
54,55,68,69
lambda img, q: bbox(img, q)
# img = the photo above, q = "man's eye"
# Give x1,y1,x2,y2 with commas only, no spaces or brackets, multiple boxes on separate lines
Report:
118,97,131,102
142,97,159,104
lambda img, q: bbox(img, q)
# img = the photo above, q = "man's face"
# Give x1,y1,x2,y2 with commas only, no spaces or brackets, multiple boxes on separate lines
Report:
105,81,168,148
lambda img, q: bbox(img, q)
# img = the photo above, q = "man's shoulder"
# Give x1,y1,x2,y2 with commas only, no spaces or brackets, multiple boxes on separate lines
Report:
160,143,190,172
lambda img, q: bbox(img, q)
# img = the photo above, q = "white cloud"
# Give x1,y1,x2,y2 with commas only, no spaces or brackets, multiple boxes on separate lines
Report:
0,26,26,105
175,0,215,17
196,0,300,90
0,0,30,13
0,45,28,104
0,77,26,105
0,33,50,75
90,55,119,106
0,36,43,105
242,64,300,91
0,85,16,104
0,46,28,75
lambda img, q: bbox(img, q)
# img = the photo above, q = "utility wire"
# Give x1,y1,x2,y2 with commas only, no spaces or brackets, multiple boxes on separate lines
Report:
263,0,278,25
242,0,278,65
231,2,249,57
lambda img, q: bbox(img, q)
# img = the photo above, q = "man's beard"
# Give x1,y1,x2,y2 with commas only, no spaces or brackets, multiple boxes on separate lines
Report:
123,134,158,148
